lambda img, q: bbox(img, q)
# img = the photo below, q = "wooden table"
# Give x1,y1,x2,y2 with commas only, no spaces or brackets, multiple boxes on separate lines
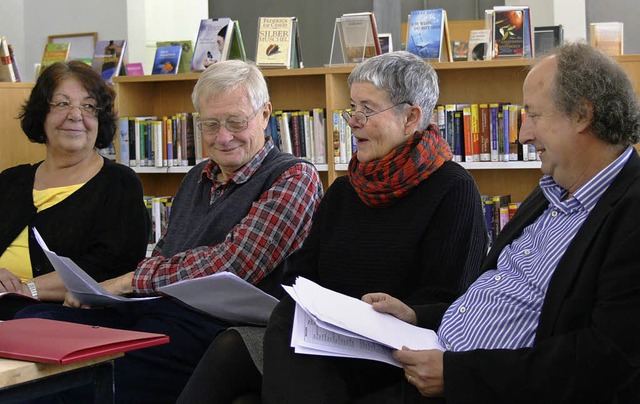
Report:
0,353,122,403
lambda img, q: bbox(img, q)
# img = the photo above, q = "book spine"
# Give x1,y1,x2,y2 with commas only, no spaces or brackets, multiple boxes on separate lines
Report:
118,117,129,165
193,112,203,163
7,43,21,82
489,103,499,162
180,114,188,166
154,120,163,168
462,107,473,162
185,113,195,166
501,104,509,162
437,105,445,139
290,111,302,157
313,108,326,164
509,105,519,161
332,110,341,164
444,104,455,151
302,111,313,161
479,104,490,161
452,109,463,162
470,104,480,162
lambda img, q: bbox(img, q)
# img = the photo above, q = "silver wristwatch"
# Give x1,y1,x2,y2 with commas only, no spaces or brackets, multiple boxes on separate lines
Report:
24,279,38,299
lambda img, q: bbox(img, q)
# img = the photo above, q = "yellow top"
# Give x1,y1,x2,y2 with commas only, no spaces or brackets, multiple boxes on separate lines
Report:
0,183,83,281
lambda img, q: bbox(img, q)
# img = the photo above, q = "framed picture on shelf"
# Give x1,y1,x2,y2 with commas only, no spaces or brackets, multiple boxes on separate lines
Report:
378,33,392,54
48,32,97,64
534,25,563,56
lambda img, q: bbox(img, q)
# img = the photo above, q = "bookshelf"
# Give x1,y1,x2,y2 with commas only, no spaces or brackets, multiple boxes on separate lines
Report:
4,56,639,204
114,60,543,201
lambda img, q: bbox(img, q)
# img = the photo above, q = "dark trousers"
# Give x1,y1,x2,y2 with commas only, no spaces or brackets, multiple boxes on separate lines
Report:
16,297,230,404
262,296,403,404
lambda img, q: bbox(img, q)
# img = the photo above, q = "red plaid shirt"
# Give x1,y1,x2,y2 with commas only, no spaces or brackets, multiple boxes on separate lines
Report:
132,141,323,294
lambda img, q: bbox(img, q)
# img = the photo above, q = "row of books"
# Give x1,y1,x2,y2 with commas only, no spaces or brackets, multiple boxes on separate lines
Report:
267,109,327,165
331,110,356,164
118,113,200,169
432,103,538,164
483,194,519,246
119,109,330,169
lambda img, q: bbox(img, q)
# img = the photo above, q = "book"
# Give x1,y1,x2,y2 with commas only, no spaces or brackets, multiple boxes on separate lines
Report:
151,44,182,74
0,318,169,365
451,40,468,61
285,277,443,367
91,40,127,84
256,17,303,69
534,25,563,56
589,22,623,56
124,62,144,76
156,40,193,73
406,9,453,62
337,12,381,64
8,43,22,82
492,6,533,58
191,18,234,71
467,29,491,61
39,42,71,75
0,37,16,82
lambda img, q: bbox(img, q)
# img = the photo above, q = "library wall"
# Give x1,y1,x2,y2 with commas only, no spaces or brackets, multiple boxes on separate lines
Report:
586,0,640,54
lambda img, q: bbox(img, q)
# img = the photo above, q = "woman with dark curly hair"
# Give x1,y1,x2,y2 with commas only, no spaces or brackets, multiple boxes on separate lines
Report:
0,61,149,319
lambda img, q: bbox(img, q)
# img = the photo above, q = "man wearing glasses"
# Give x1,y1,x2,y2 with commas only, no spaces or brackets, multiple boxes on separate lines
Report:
17,60,323,403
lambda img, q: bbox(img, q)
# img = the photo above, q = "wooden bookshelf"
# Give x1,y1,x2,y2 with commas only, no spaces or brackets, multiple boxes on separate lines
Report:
4,55,640,203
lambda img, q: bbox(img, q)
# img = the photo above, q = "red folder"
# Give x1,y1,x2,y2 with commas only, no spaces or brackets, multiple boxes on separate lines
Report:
0,318,170,364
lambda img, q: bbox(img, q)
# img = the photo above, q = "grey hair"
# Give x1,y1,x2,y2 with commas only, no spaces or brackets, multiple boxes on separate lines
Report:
191,60,269,112
547,42,640,146
347,51,439,131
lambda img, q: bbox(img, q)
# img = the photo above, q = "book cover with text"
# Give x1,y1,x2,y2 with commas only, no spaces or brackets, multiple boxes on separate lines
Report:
407,9,452,62
191,18,233,71
256,17,302,69
91,40,126,84
152,45,182,74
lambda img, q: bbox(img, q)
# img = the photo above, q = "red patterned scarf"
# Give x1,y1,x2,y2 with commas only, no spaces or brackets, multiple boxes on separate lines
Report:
348,124,452,208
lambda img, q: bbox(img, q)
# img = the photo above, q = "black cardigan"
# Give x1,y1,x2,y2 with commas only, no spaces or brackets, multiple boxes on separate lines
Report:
0,157,149,282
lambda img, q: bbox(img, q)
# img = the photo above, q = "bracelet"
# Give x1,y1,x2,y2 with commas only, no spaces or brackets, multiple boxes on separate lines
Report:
24,279,38,299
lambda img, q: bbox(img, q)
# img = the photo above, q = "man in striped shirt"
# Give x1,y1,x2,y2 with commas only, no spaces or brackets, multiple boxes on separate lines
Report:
16,60,323,403
365,43,640,403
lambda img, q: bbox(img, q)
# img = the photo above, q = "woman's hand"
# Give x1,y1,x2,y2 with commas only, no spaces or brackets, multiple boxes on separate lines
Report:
361,292,417,325
0,268,27,294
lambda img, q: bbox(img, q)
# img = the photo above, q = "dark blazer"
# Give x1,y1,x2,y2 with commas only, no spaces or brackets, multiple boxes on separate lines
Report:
414,150,640,403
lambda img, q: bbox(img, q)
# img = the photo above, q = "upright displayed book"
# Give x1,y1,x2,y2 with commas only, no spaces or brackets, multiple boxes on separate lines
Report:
255,17,303,69
337,12,381,64
406,9,453,62
492,6,533,58
8,43,22,81
91,40,127,84
467,29,491,61
39,42,71,75
0,37,16,82
191,18,246,71
589,22,623,56
151,44,182,74
156,40,193,73
124,62,144,76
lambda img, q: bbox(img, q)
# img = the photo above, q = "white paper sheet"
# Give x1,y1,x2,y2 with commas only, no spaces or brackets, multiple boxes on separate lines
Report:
33,228,158,306
285,277,444,367
157,272,278,325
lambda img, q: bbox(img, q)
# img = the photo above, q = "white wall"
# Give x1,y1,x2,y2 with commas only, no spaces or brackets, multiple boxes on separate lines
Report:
0,0,207,82
505,0,587,42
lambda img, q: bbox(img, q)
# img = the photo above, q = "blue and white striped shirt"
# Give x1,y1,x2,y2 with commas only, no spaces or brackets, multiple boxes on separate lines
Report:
438,147,634,351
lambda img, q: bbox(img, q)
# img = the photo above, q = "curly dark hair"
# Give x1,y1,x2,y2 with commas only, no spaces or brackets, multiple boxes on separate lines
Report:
19,60,117,148
548,42,640,147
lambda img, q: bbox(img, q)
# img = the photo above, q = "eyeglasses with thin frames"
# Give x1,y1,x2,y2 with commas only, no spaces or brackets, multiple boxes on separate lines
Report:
196,105,264,135
49,101,101,117
341,102,412,126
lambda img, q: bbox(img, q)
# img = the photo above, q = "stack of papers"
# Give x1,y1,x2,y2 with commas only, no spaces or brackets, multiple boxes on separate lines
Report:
285,277,444,367
33,228,279,325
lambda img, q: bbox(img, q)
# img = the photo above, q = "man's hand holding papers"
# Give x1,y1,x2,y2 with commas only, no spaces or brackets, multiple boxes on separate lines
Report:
285,277,444,367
